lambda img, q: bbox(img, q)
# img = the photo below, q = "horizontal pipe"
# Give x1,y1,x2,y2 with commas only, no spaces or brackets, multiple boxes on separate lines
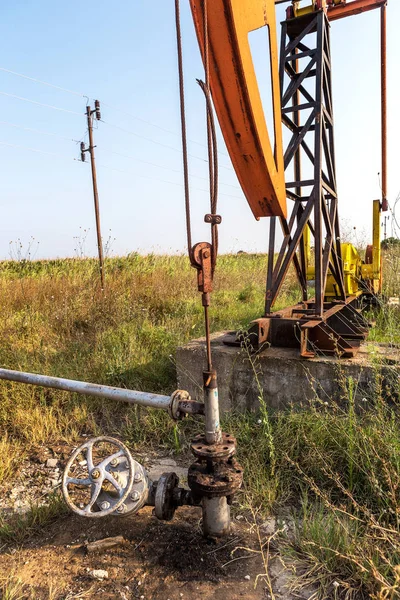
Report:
0,368,173,411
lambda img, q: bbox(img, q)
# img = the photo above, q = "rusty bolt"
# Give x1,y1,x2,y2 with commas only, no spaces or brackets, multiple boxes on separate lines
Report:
131,491,140,501
203,250,210,259
110,458,119,467
204,213,222,224
116,504,126,514
134,472,142,483
91,469,101,479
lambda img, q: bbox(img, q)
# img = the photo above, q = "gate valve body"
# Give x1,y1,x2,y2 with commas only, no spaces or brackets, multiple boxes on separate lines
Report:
62,436,151,518
62,436,199,521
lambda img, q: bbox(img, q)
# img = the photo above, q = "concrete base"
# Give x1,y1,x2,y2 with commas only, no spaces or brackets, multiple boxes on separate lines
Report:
176,333,400,412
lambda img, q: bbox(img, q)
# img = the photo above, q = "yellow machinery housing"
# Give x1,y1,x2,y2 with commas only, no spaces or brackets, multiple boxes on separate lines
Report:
306,200,382,298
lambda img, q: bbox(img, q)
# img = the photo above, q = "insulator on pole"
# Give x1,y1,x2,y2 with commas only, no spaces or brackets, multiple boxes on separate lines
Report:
80,142,86,162
95,99,101,121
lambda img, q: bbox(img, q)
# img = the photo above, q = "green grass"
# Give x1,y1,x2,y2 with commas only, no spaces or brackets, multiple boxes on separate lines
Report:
0,252,299,466
225,365,400,598
0,249,399,599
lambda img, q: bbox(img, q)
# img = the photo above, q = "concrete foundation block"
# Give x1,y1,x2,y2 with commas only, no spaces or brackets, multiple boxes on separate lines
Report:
176,333,399,412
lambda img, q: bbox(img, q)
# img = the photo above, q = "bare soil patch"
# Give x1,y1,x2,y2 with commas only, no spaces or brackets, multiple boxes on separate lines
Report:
0,445,308,600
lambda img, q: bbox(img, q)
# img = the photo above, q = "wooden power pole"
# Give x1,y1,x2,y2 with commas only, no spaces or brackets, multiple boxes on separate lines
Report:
81,101,105,289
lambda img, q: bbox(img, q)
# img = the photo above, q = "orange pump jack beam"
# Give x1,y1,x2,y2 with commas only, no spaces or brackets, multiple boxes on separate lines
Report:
189,0,287,219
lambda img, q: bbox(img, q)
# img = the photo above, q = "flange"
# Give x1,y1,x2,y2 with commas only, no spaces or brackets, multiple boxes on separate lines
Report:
154,472,180,521
188,458,243,499
191,432,237,461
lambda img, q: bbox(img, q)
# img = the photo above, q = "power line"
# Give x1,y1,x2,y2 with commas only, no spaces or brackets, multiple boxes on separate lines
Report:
0,140,81,160
0,91,82,115
102,119,233,171
0,65,230,160
99,162,243,200
102,101,230,158
0,67,87,98
110,150,240,189
0,136,243,200
0,119,240,190
0,120,81,143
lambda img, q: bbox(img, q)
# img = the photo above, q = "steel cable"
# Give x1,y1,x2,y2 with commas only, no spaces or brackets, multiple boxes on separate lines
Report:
175,0,193,256
197,79,219,273
202,0,219,275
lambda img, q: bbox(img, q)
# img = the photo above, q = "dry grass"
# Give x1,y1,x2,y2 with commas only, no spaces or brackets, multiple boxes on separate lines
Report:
0,252,300,486
0,248,399,599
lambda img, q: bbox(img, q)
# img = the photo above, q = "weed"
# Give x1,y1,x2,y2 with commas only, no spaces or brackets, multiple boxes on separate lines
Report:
0,575,26,600
0,249,399,599
0,493,68,545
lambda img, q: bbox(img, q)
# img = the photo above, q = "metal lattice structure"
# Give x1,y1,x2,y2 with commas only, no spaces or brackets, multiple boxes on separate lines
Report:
265,10,345,318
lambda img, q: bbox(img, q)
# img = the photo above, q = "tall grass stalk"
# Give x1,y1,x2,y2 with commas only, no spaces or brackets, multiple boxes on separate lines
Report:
0,249,399,598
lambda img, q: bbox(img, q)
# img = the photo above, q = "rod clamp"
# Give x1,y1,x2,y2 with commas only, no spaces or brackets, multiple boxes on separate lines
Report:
203,369,217,389
204,214,222,225
191,242,213,293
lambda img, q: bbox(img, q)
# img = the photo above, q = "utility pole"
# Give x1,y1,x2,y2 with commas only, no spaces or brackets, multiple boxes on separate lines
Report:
383,215,389,240
81,101,105,289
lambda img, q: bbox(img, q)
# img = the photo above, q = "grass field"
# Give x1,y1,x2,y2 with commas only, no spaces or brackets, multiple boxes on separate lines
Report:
0,246,399,599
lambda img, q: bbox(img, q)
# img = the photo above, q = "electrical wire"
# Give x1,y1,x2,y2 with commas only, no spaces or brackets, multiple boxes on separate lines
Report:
0,120,82,143
99,162,242,200
102,101,230,158
0,140,81,160
0,114,238,189
0,135,242,198
0,67,87,98
110,150,239,189
101,119,233,171
0,91,83,115
0,64,230,159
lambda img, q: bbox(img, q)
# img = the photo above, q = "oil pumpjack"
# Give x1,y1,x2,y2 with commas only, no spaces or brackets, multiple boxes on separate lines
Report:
0,0,389,538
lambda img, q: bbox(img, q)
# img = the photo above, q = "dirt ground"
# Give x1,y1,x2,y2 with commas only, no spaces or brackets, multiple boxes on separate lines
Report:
0,445,311,600
2,507,281,599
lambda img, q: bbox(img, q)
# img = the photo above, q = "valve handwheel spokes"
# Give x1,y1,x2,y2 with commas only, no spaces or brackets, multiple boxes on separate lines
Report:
62,436,135,518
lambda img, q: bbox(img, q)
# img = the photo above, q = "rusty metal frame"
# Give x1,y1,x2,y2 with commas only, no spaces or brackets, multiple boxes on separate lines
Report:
247,295,370,358
274,0,386,20
265,10,345,319
327,0,387,21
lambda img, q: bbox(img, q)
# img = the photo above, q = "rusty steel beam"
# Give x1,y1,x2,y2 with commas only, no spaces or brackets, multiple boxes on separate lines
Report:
264,11,345,317
274,0,387,20
245,295,371,357
328,0,387,21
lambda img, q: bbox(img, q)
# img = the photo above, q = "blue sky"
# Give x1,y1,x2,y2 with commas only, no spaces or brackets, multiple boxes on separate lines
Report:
0,1,398,259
